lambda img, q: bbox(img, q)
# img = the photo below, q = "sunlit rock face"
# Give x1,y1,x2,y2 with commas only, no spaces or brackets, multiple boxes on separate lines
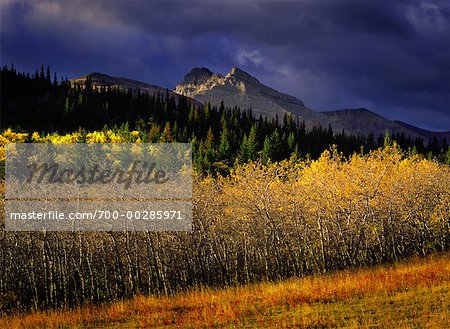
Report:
175,67,336,129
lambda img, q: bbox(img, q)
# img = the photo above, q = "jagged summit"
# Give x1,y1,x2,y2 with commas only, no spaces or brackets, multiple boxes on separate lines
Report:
87,72,109,78
176,67,224,97
181,67,214,85
227,67,260,84
176,66,263,97
174,67,328,127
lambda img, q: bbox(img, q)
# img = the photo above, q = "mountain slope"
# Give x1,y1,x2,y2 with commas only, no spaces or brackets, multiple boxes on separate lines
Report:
321,108,424,139
175,67,341,129
394,120,450,145
71,72,201,106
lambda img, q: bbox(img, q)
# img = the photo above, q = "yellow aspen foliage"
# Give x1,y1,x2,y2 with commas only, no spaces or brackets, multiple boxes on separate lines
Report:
42,132,82,143
216,145,450,270
1,128,28,142
106,130,124,143
86,131,107,143
0,129,29,160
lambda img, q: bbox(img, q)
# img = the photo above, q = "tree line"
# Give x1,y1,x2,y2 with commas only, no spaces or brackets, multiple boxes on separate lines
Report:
2,65,449,173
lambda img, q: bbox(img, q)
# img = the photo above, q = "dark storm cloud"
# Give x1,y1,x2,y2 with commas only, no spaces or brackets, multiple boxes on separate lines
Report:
1,0,449,131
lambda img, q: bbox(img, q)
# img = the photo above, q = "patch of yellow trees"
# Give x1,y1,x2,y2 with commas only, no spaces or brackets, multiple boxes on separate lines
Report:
210,145,449,279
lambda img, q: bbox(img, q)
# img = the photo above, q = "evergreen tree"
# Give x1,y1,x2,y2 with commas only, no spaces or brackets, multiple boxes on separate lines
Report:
39,64,45,80
46,66,51,83
247,125,258,161
262,135,271,164
218,125,231,160
290,144,300,161
238,134,249,164
159,122,174,142
384,130,391,147
172,121,179,141
287,132,296,152
445,146,450,165
269,129,282,161
204,127,214,153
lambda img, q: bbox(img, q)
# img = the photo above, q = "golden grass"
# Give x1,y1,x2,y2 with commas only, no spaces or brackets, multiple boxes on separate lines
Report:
1,253,450,328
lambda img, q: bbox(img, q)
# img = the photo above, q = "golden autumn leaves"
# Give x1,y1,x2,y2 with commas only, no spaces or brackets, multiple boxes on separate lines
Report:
0,129,144,160
198,143,450,269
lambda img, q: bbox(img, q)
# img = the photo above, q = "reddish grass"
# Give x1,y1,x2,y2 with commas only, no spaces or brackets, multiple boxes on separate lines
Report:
1,252,450,328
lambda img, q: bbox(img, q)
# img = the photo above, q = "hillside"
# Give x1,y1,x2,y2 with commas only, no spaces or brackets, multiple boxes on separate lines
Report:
71,72,201,106
2,253,449,328
395,120,450,145
322,108,424,140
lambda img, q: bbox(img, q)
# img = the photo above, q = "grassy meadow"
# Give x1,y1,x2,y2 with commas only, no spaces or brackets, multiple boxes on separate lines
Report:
1,253,449,328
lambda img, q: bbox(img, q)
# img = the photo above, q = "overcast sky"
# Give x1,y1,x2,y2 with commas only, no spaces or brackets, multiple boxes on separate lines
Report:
1,0,449,131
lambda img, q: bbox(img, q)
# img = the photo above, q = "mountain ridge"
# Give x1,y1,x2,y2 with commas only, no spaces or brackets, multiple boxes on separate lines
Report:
394,120,450,144
70,68,446,143
321,108,424,140
70,72,202,106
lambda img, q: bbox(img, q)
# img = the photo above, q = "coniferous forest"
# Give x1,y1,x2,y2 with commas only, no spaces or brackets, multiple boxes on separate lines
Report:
2,65,448,173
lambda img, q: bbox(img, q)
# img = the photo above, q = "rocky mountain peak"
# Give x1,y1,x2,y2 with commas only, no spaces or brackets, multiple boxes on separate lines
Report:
181,67,214,85
227,67,259,84
174,66,316,121
175,67,224,97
